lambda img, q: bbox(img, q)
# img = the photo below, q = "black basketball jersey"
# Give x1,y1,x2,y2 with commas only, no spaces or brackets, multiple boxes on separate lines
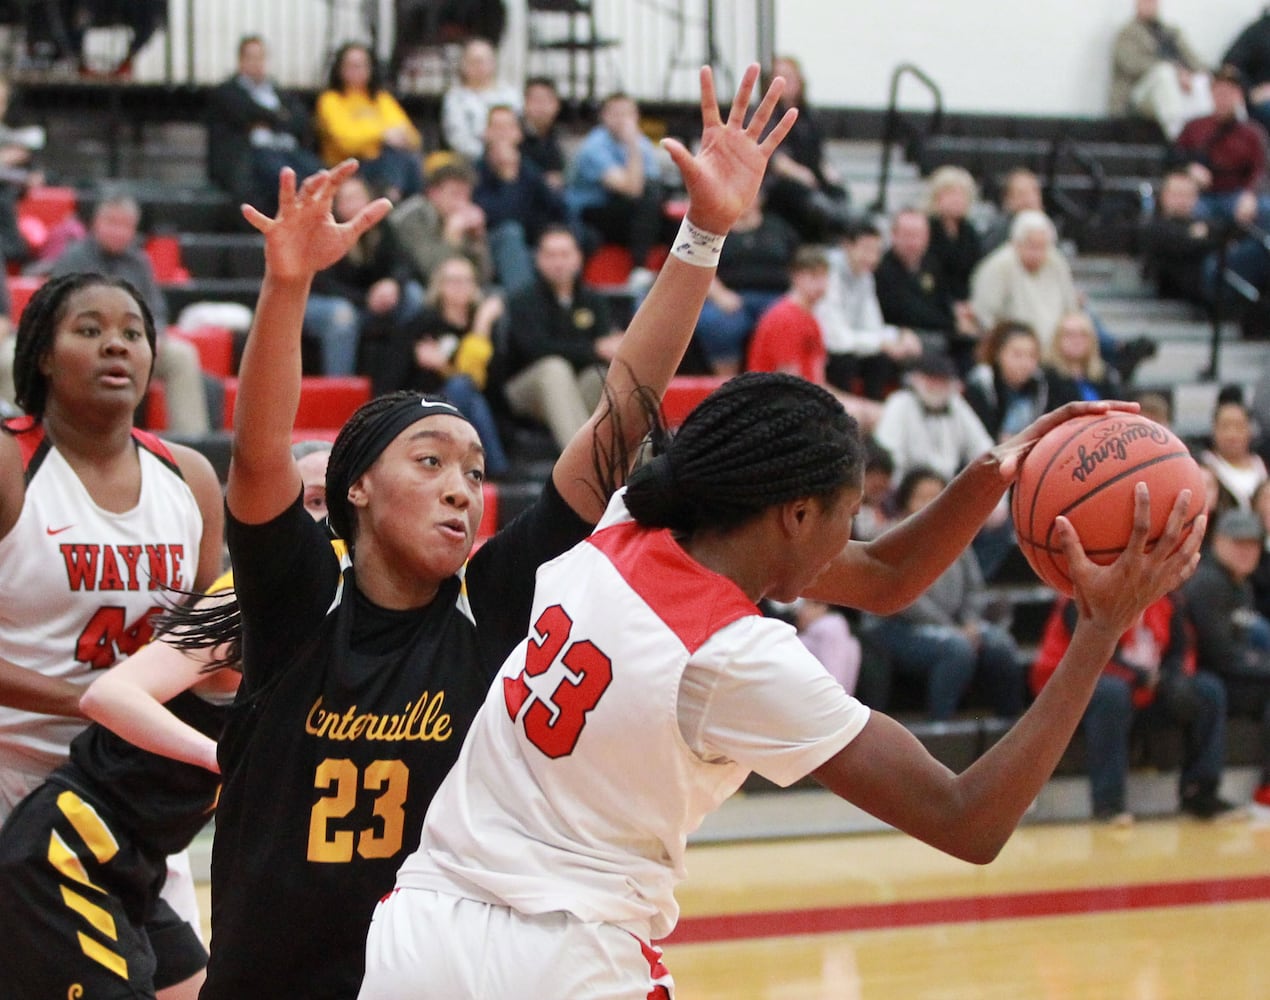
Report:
201,484,590,1000
55,690,227,859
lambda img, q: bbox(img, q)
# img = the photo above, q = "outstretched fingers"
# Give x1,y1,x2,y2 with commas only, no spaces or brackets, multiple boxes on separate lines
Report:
698,65,722,130
347,197,394,239
725,64,761,129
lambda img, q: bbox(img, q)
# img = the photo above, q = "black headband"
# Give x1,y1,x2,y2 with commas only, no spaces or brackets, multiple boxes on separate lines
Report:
343,396,469,488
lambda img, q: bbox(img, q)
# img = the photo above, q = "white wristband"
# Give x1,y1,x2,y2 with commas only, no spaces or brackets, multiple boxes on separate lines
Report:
670,217,726,268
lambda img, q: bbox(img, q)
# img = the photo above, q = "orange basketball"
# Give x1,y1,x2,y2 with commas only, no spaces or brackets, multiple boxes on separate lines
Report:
1011,413,1206,595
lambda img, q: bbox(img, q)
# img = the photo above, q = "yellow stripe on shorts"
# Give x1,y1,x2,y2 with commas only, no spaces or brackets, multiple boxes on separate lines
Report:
56,790,119,862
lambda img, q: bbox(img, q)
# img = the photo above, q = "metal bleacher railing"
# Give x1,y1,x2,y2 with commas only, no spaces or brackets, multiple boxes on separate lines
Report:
870,61,943,216
0,0,767,102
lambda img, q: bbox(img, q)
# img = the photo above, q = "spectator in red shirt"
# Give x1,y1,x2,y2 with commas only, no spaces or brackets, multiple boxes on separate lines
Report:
748,247,881,431
1172,64,1270,231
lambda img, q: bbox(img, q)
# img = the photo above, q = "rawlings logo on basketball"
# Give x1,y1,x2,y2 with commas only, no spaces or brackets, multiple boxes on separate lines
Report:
1069,420,1172,483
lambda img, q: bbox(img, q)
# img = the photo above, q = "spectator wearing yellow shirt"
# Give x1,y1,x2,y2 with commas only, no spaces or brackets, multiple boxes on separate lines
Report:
315,41,424,200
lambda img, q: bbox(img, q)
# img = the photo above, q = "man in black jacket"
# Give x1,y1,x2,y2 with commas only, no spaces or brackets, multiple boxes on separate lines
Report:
1181,507,1270,812
206,35,323,213
499,226,620,451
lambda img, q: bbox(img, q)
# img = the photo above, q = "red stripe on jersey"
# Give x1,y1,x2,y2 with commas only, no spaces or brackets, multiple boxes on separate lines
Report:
634,935,673,999
131,427,182,478
3,415,49,477
587,521,757,653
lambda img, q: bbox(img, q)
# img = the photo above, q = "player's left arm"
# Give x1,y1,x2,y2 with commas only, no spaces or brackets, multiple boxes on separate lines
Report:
553,64,796,523
805,399,1139,613
80,596,238,774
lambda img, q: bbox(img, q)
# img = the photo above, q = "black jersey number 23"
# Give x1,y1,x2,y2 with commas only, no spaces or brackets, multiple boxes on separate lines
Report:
307,759,409,863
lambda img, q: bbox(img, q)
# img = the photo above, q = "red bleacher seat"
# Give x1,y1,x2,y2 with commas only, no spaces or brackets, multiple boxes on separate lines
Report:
661,375,728,427
17,186,76,229
169,326,234,378
583,244,633,288
145,234,190,285
7,274,44,321
143,382,168,430
221,376,372,432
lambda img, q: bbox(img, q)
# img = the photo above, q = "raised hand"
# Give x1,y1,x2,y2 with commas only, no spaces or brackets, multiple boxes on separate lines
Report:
243,161,393,282
1057,484,1205,627
663,64,798,234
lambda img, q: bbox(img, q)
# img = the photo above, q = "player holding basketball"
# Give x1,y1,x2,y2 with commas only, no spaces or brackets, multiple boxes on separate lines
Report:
360,371,1205,999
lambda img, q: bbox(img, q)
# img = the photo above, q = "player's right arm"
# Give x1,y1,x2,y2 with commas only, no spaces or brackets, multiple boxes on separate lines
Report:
227,161,391,525
0,430,84,716
805,399,1139,614
812,485,1203,864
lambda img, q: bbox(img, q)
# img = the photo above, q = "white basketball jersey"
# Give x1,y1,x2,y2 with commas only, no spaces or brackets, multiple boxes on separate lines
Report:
396,490,869,941
0,422,203,772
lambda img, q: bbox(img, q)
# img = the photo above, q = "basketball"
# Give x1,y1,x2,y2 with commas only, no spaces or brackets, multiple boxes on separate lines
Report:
1011,413,1206,595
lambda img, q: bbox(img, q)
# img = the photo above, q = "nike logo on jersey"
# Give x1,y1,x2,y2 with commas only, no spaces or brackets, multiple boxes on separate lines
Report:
46,524,75,535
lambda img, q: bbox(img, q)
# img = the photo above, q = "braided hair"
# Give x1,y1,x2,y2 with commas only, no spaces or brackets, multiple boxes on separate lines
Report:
12,272,158,420
625,372,864,534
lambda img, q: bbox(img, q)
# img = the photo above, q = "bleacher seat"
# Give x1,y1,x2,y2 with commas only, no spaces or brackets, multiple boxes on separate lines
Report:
661,375,727,427
7,274,44,321
583,244,634,288
17,186,77,229
168,325,234,378
221,375,372,433
146,234,191,285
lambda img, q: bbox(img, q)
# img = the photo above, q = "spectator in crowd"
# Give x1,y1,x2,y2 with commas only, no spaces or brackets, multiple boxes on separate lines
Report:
970,209,1080,354
852,437,896,542
499,225,621,451
1249,479,1270,620
44,194,210,435
1171,64,1270,232
817,219,923,401
1200,389,1268,515
1043,310,1122,406
692,191,798,376
793,598,861,696
1182,507,1270,812
206,35,323,215
521,76,566,190
0,76,45,269
964,320,1052,442
1141,168,1265,307
441,38,521,162
567,92,669,293
875,207,980,373
1221,8,1270,134
315,41,423,201
759,54,852,242
746,245,882,431
926,165,985,302
474,105,566,292
1032,591,1236,824
1109,0,1212,140
872,348,994,483
388,158,493,287
964,320,1050,579
863,466,1027,721
981,166,1045,253
303,173,425,384
45,0,165,77
381,254,509,476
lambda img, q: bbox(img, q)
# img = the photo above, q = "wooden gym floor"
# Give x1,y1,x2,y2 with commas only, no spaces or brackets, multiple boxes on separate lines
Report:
195,813,1270,998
